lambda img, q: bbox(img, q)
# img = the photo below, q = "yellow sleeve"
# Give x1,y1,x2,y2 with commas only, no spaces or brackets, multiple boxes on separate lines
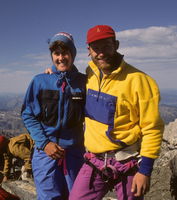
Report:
139,89,164,158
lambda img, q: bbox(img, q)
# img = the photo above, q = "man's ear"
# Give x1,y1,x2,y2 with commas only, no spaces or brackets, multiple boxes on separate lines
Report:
115,40,119,50
87,46,91,56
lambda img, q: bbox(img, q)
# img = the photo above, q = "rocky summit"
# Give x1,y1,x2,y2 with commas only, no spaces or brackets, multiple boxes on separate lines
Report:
2,119,177,200
144,119,177,200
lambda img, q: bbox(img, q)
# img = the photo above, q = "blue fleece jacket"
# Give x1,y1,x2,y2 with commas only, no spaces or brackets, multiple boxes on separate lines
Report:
21,65,86,150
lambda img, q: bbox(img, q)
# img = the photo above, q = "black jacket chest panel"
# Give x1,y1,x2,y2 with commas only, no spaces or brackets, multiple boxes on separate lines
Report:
38,90,59,127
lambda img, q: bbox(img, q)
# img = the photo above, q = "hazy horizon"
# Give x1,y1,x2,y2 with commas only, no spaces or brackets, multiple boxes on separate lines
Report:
0,0,177,93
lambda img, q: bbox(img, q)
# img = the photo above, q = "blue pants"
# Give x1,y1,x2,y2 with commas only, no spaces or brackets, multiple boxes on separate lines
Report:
32,147,84,200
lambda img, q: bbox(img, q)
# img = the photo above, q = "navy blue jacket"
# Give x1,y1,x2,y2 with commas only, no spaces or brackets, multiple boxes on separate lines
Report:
21,65,86,150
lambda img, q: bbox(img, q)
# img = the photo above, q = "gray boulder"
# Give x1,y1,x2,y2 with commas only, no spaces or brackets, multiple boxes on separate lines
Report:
1,180,36,200
144,119,177,200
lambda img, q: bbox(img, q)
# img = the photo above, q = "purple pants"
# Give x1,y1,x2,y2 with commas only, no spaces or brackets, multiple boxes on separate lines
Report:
69,155,143,200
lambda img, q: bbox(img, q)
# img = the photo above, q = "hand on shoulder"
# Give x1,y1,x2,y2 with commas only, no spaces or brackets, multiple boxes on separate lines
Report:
44,68,53,74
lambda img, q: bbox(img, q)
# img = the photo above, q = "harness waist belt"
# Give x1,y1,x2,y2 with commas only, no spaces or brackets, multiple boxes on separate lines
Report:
87,140,141,161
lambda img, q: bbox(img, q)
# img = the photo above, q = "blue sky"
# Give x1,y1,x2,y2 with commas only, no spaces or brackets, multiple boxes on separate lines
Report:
0,0,177,93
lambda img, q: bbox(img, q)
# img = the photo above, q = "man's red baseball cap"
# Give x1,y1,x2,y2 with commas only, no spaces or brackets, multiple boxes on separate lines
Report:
87,25,116,44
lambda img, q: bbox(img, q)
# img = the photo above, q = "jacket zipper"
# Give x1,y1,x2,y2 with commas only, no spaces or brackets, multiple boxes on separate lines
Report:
91,69,108,101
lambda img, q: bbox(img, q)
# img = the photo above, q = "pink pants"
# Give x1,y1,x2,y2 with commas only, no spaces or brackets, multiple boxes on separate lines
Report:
69,155,143,200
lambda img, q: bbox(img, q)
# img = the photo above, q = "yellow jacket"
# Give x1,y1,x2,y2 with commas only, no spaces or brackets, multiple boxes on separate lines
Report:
85,59,164,162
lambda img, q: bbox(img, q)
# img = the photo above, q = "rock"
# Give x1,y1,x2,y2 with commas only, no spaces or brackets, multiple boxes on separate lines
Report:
144,119,177,200
1,119,177,200
1,180,36,200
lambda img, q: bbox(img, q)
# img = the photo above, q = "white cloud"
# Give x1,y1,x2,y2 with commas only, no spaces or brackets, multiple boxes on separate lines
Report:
0,26,177,93
0,53,51,72
115,26,177,89
118,26,177,62
0,70,33,93
0,53,51,93
118,26,177,45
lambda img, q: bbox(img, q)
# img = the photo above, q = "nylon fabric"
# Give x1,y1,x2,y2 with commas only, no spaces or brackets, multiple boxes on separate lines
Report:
69,156,142,200
32,147,84,200
21,65,86,150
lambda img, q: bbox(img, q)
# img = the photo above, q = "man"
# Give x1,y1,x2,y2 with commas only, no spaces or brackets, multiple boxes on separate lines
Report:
0,133,34,182
21,32,86,200
69,25,164,200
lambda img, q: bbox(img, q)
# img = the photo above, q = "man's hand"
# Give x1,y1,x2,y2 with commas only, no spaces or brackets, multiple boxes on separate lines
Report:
131,172,150,197
45,68,53,74
44,142,64,159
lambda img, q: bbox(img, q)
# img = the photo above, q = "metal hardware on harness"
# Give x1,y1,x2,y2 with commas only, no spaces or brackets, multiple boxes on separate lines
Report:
84,152,139,191
84,157,115,190
103,153,108,168
84,158,110,181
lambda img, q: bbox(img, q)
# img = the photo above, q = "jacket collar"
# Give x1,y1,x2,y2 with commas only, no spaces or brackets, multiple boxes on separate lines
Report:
52,65,79,79
52,65,79,88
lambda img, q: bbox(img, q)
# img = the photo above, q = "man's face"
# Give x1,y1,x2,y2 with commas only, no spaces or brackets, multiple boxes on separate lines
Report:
52,48,73,72
88,38,118,72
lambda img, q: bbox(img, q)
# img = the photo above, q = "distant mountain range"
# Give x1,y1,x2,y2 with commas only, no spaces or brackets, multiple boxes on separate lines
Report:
0,89,176,137
160,89,177,124
160,89,177,107
0,93,24,112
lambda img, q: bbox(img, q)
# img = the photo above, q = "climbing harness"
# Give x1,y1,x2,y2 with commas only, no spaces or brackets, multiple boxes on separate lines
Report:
84,151,139,191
